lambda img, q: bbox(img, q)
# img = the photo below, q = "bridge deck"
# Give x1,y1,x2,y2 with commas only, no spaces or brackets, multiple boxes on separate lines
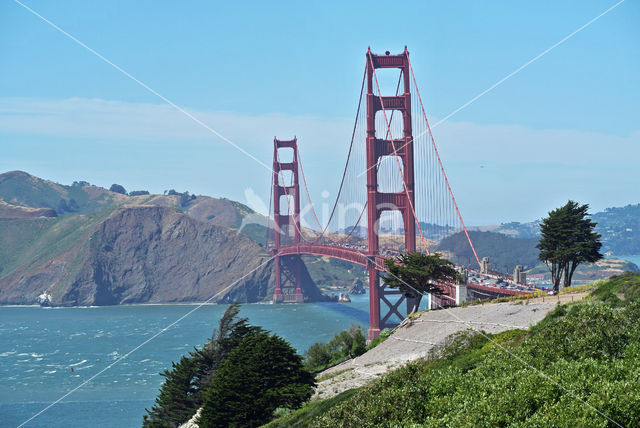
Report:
276,244,530,297
277,244,389,271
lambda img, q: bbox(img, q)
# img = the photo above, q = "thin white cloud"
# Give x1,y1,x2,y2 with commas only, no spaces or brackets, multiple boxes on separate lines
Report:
1,97,638,224
0,97,352,153
434,121,640,166
1,97,637,166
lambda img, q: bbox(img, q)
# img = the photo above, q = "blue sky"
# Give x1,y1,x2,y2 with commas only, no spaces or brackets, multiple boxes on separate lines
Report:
1,0,638,224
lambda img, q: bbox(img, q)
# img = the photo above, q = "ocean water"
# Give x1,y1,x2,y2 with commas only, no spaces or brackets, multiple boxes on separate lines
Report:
0,294,382,427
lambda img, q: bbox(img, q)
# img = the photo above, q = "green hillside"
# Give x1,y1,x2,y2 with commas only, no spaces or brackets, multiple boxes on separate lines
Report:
0,208,116,279
267,273,640,427
0,171,359,304
302,256,364,289
0,170,124,215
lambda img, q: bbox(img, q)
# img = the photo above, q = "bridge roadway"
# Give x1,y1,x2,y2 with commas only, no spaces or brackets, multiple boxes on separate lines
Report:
276,244,529,298
277,244,388,271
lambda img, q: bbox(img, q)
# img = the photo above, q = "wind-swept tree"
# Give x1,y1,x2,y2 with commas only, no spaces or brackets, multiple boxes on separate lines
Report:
382,252,460,313
142,353,203,428
143,304,263,427
198,331,315,427
537,200,603,293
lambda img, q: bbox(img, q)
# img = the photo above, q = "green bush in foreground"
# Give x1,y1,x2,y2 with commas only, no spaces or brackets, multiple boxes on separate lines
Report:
263,388,358,428
590,271,640,306
303,323,366,373
143,304,266,427
198,331,315,427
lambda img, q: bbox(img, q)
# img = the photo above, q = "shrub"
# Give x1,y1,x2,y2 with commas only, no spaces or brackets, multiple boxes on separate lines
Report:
143,304,263,426
591,272,640,305
198,331,314,427
366,328,392,350
304,324,366,373
109,183,127,194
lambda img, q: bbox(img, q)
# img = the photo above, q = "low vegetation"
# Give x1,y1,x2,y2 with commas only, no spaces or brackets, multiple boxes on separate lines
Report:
263,389,358,428
269,272,640,427
365,328,392,350
590,271,640,305
164,189,197,207
303,324,366,373
109,183,127,194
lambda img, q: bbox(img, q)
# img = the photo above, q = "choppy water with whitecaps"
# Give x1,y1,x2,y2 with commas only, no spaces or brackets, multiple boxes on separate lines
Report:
0,295,380,427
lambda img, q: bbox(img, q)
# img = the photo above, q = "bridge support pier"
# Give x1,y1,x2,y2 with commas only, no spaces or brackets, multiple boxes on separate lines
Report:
274,255,303,303
367,266,381,340
455,284,467,305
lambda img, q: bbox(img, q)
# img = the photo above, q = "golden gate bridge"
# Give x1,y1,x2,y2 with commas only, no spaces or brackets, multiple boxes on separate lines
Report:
268,48,532,339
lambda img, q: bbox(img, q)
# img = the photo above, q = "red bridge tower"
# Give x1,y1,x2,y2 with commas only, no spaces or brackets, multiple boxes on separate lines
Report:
366,48,417,339
272,137,304,303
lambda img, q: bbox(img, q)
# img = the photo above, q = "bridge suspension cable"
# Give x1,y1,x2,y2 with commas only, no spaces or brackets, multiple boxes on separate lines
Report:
276,51,482,266
407,54,482,269
288,65,369,245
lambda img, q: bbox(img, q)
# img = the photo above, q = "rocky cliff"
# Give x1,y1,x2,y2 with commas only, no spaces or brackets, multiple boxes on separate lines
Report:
0,206,324,306
0,171,359,305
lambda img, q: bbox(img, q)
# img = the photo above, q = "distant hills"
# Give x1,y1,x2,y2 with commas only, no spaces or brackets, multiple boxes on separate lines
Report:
591,204,640,255
1,171,637,305
0,171,342,306
437,231,540,272
472,203,640,257
339,202,640,258
438,230,638,279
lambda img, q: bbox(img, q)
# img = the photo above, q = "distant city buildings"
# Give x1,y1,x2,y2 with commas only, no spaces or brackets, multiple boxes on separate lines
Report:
513,265,527,284
480,257,491,274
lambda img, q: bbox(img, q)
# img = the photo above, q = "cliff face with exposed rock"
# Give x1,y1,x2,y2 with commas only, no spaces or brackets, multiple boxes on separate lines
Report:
0,171,357,305
66,207,274,305
0,206,326,306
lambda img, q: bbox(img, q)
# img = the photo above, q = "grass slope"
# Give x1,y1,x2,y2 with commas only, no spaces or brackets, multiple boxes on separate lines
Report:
0,171,122,215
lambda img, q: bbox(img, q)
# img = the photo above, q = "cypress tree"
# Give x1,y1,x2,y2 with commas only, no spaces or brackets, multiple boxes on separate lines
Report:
197,332,315,427
537,200,603,293
142,353,203,427
382,252,460,313
143,304,263,427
